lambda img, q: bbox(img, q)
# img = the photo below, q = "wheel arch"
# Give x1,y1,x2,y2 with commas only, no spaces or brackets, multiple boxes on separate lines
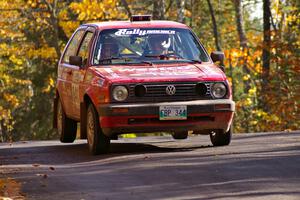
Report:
80,93,95,139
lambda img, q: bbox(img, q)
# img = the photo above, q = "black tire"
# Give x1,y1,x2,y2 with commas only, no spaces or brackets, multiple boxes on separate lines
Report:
57,99,77,143
172,131,188,139
210,129,232,146
86,103,110,155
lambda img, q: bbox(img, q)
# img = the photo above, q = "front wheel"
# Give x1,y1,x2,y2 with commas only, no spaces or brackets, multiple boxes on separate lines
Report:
86,104,110,155
210,129,232,146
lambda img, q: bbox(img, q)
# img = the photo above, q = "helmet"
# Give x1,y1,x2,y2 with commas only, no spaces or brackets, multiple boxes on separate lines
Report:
100,42,119,59
148,34,171,53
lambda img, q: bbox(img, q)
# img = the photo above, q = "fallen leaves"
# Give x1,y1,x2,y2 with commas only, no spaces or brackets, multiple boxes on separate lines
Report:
34,166,55,179
0,178,25,200
36,174,48,179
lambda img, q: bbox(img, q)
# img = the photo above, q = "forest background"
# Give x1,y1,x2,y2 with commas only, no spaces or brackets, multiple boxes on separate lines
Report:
0,0,299,141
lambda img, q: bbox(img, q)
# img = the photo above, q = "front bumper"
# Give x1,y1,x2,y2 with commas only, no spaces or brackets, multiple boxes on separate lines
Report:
97,99,235,136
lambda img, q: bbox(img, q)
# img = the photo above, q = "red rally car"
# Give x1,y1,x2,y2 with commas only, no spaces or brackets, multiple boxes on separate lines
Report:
53,15,235,155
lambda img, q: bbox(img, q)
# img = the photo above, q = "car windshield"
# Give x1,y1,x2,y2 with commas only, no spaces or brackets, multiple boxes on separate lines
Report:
93,28,210,65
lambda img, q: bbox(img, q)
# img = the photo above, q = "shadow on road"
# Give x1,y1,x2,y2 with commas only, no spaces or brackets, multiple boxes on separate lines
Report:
1,133,300,200
232,131,300,140
0,140,212,165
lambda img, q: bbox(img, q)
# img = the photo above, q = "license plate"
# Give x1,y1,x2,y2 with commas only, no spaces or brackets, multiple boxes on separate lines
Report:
159,105,187,120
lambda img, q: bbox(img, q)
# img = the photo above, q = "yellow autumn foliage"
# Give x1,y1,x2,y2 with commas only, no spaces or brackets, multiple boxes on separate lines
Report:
42,77,55,93
27,47,58,59
0,0,299,140
69,0,126,21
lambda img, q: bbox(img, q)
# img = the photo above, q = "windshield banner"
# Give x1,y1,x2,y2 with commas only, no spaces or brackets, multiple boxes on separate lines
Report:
115,29,176,36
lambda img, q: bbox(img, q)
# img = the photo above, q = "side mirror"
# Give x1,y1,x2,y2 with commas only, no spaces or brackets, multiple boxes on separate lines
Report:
69,56,83,67
210,51,225,63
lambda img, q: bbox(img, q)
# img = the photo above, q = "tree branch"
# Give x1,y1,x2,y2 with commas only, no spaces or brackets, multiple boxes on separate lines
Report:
120,0,132,18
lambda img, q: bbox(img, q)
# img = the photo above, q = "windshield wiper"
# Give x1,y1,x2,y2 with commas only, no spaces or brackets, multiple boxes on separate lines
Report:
144,54,181,59
144,54,202,64
99,57,137,64
99,57,123,63
141,61,153,65
188,59,202,64
99,57,153,66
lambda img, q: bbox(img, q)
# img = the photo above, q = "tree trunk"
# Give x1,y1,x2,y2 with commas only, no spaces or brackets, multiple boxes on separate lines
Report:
176,0,185,23
233,0,250,92
190,0,194,27
233,0,247,49
120,0,132,18
0,120,7,142
206,0,221,51
0,120,3,142
42,0,61,59
229,54,235,101
261,0,271,109
153,0,165,20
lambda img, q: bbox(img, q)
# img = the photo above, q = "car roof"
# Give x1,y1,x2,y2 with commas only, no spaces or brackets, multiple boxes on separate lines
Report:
82,20,189,30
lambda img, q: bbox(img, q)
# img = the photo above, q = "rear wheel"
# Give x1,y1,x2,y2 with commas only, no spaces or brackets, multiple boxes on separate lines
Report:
172,131,188,139
210,129,232,146
57,99,77,143
86,103,110,155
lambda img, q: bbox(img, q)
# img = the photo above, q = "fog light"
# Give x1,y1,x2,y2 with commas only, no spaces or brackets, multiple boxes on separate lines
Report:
112,108,129,113
215,104,230,110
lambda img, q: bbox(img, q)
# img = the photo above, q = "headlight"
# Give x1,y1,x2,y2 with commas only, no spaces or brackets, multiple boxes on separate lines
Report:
112,86,128,101
211,83,227,98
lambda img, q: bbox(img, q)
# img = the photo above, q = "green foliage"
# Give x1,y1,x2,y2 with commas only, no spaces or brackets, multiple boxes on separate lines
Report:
0,0,124,141
0,0,299,141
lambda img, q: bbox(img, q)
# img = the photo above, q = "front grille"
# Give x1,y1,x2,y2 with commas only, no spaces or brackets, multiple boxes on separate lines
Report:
125,82,212,102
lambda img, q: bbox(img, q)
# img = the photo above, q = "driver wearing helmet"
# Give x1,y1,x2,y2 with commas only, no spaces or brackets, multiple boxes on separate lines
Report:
147,34,171,55
100,42,119,60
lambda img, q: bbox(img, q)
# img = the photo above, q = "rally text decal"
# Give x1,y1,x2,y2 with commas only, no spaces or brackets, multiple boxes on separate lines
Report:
115,29,175,36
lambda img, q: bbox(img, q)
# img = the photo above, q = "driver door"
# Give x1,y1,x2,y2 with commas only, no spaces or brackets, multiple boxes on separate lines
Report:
71,28,95,119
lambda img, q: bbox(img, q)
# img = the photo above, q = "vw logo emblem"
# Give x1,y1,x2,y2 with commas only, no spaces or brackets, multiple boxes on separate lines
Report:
166,85,176,95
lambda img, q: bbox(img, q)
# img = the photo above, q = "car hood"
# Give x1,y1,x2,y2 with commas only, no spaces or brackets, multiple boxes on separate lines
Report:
92,63,226,83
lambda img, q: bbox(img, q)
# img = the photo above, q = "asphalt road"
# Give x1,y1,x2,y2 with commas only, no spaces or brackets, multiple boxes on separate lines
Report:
1,131,300,200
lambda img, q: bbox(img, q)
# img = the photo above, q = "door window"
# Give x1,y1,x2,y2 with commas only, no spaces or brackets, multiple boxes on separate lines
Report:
62,29,85,63
78,32,94,66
